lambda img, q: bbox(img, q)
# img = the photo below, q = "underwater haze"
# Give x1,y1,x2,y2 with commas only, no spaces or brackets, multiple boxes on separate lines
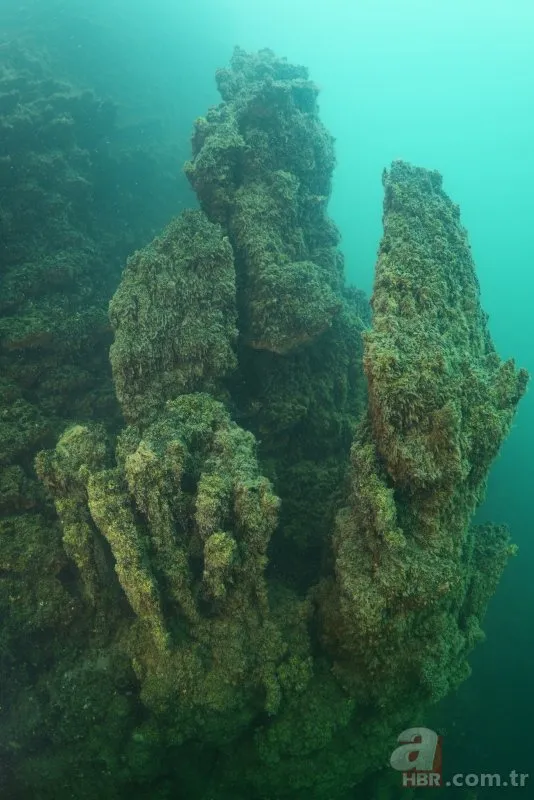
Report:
0,1,533,798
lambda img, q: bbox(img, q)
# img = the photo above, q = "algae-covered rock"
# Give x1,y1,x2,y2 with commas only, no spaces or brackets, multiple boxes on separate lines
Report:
185,47,343,354
0,39,184,677
366,161,527,505
185,48,370,576
37,392,289,742
3,46,527,800
109,209,238,425
320,161,527,712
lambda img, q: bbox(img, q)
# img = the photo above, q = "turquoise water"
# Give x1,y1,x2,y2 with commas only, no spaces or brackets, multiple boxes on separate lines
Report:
1,1,532,797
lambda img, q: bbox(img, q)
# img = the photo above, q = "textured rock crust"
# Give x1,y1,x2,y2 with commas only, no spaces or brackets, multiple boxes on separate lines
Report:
1,49,527,800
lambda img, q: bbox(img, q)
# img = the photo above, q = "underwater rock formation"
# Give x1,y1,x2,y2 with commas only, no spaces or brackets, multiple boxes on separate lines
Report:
1,47,528,800
186,48,369,576
109,209,238,425
37,393,289,728
0,44,125,699
319,162,528,709
185,47,343,355
0,38,185,791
